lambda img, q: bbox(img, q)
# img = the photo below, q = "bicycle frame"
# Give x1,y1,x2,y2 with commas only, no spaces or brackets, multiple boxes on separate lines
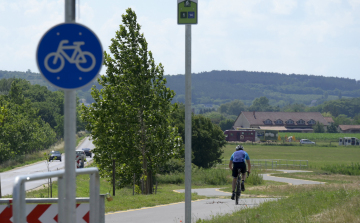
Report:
55,40,86,64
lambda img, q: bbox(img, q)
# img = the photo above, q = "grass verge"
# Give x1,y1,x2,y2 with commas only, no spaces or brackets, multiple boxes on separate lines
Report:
20,173,206,213
197,183,360,223
321,162,360,175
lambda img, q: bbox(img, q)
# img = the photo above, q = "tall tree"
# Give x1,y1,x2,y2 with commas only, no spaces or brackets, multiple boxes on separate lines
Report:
313,121,325,133
219,119,234,131
81,8,181,194
171,105,226,168
192,115,226,168
248,96,277,112
327,122,338,133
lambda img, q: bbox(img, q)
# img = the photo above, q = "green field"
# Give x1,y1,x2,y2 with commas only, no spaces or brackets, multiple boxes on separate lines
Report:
222,143,360,169
278,132,360,142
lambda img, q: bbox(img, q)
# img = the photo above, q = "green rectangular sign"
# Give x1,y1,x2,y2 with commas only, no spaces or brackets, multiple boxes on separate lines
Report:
177,0,198,25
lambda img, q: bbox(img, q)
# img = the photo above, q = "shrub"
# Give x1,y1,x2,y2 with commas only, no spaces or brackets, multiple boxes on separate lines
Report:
156,173,184,184
157,167,231,185
192,167,230,185
246,169,263,185
158,158,185,174
321,163,360,175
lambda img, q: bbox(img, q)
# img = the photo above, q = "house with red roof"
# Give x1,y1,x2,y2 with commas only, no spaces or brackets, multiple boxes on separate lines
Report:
233,111,329,132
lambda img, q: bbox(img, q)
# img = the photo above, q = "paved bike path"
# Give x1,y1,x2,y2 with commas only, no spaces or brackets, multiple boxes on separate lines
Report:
105,170,323,222
262,169,325,185
105,198,277,223
174,188,231,197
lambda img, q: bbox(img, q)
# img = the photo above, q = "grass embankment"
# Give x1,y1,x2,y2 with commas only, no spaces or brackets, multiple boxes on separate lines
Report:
198,183,360,223
0,132,88,173
203,142,360,222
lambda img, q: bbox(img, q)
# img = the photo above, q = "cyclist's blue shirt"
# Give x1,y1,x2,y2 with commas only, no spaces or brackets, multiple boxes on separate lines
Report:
230,150,250,163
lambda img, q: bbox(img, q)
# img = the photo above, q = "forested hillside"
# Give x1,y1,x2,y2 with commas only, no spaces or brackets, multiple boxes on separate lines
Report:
2,69,360,107
165,70,360,106
0,70,101,104
0,78,85,163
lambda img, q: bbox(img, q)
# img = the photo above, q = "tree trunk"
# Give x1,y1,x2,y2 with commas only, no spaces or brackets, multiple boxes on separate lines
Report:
147,169,153,194
140,107,153,194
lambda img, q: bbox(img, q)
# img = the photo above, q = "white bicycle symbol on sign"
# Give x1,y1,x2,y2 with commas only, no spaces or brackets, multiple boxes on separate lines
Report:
44,40,96,73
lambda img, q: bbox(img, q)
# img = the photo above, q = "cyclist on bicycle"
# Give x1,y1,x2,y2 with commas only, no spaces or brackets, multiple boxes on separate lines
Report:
229,145,251,200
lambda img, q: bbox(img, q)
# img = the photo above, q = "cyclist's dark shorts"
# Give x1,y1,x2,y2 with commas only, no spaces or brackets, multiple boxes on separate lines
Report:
232,162,246,178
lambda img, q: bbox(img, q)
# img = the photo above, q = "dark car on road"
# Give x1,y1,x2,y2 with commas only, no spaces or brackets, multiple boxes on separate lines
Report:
49,151,62,162
82,148,92,158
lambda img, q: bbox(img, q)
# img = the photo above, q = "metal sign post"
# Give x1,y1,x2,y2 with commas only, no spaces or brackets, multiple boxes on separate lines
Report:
35,0,103,222
185,24,192,223
64,1,76,222
178,1,198,222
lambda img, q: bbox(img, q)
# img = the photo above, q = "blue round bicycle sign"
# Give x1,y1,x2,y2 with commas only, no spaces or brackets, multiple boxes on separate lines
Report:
36,23,103,89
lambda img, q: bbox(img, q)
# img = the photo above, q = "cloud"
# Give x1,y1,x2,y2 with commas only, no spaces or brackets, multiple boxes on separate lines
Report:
349,0,360,8
0,2,5,11
271,0,297,14
77,2,95,23
1,0,360,79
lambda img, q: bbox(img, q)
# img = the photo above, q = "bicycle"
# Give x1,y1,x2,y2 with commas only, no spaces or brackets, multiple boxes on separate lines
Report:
44,40,96,73
235,170,249,205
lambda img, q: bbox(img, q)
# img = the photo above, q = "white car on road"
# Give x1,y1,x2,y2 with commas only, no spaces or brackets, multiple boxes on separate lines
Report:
300,139,315,144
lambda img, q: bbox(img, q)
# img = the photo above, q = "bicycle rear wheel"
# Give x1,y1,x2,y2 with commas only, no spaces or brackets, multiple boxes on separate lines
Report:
235,175,241,205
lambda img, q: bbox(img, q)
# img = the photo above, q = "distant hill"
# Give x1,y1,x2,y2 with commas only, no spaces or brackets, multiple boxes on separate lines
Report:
0,70,101,104
2,69,360,107
165,70,360,106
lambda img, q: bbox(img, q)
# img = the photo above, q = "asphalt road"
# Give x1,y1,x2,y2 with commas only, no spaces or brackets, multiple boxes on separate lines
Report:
0,137,95,196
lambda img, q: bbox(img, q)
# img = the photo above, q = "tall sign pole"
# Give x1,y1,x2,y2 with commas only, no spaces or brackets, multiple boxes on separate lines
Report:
185,23,192,223
178,1,198,222
64,0,76,222
36,0,103,221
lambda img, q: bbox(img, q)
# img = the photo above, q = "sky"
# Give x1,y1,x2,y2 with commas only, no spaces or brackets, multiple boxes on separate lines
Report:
1,0,360,80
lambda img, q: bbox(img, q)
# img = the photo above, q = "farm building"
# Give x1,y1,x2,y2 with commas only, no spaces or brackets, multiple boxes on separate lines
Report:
233,111,329,133
338,125,360,133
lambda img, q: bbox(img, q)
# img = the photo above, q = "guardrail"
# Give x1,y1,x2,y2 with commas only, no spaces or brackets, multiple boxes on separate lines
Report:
217,159,308,170
0,197,103,204
12,167,102,223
